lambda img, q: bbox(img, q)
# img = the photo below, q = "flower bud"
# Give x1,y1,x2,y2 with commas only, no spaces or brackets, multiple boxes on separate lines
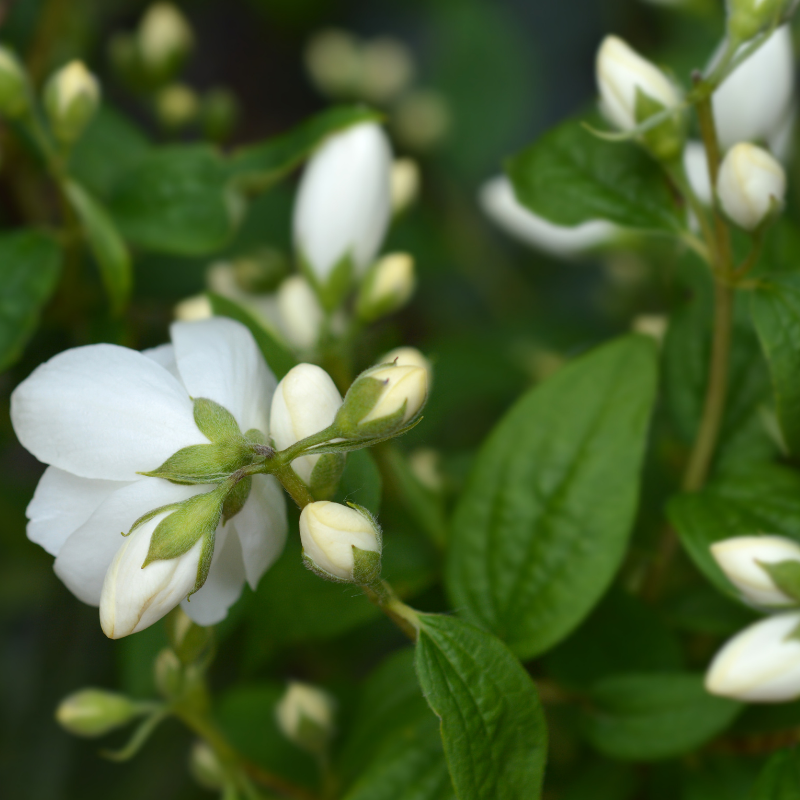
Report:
0,45,28,118
189,741,227,790
55,689,139,737
154,647,184,699
360,37,414,103
335,362,428,439
711,535,800,607
304,28,361,98
165,606,214,664
409,447,444,492
378,346,433,386
717,143,786,230
294,122,392,303
275,681,336,754
270,364,344,496
232,248,289,294
393,89,451,151
138,2,193,82
632,314,668,345
299,501,381,583
201,87,239,142
390,158,420,215
706,611,800,702
596,36,684,160
44,60,100,144
276,275,324,351
155,83,198,130
727,0,786,42
174,294,213,322
356,252,416,322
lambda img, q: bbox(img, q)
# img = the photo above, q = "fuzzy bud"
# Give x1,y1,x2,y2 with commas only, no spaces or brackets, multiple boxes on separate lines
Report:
44,60,100,144
189,741,227,790
300,501,381,583
717,143,786,230
138,2,193,82
275,681,336,754
390,158,420,215
0,45,28,118
727,0,788,43
356,252,416,322
304,29,361,98
55,689,139,737
706,611,800,702
276,275,324,351
378,346,433,386
155,83,198,130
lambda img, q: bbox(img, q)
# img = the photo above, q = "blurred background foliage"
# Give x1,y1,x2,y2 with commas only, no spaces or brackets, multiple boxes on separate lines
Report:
0,0,795,797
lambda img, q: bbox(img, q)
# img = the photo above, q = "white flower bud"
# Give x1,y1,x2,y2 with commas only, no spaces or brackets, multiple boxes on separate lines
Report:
99,511,205,639
0,45,28,118
717,143,786,230
336,362,428,439
360,37,414,103
378,346,433,386
408,447,444,492
294,123,392,292
56,689,139,737
174,294,212,322
632,314,669,345
304,29,361,98
706,611,800,702
270,363,343,487
138,3,194,79
153,647,184,698
276,275,324,351
390,158,420,215
155,83,198,130
275,681,336,754
356,252,416,322
299,501,381,583
596,36,683,159
711,535,800,607
393,89,451,151
44,60,100,144
189,741,227,790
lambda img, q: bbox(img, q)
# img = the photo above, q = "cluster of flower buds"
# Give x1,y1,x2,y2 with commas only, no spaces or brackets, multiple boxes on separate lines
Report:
706,535,800,701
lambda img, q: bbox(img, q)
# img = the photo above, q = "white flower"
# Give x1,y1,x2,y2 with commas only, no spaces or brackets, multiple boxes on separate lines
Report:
711,535,800,607
717,142,786,230
276,275,324,351
299,501,381,582
293,122,392,282
275,681,336,752
270,363,342,485
12,318,287,636
705,611,800,702
479,176,618,259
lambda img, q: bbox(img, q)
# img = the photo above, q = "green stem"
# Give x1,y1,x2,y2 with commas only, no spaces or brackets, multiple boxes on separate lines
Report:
361,580,420,642
275,465,315,509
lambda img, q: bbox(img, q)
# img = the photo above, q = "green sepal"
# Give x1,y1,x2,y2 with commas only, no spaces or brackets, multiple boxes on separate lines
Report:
190,529,217,597
193,397,243,442
222,475,251,522
307,453,346,500
140,440,254,484
352,546,381,585
335,373,409,439
100,710,167,762
245,427,269,446
294,712,333,755
143,489,224,566
354,259,407,323
759,559,800,605
298,249,354,312
634,87,683,163
126,500,185,536
302,551,350,584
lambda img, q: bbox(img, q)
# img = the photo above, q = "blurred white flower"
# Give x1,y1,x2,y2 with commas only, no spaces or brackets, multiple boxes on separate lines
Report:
390,158,420,215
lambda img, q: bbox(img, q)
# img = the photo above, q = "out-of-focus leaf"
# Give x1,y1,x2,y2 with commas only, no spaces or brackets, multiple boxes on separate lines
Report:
109,145,235,256
751,749,800,799
447,336,657,659
334,449,382,516
581,673,742,761
0,230,62,371
415,614,547,800
506,116,683,232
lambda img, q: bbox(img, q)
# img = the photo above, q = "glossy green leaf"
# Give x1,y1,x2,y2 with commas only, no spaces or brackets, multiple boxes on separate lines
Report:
506,116,683,232
228,105,382,192
751,275,800,454
447,335,657,659
751,749,800,800
64,180,132,314
0,230,62,371
109,145,234,255
668,463,800,598
415,614,547,800
581,673,742,761
208,292,297,380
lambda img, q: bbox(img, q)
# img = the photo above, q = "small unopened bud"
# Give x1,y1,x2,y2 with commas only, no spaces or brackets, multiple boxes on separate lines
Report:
155,83,198,130
304,29,361,98
390,158,420,215
56,689,139,737
44,60,100,144
356,253,416,322
717,143,786,230
232,248,288,294
360,37,414,103
409,447,444,492
0,45,28,118
378,346,433,386
276,275,324,351
632,314,668,345
711,535,800,607
270,364,344,496
706,611,800,701
154,647,184,698
165,606,214,664
275,681,336,754
138,2,193,82
727,0,787,43
300,501,381,583
393,90,451,151
200,87,239,142
335,362,428,439
596,36,684,160
189,741,227,790
174,294,213,322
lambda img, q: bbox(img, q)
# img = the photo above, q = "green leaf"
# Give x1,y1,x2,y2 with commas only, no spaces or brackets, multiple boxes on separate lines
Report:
0,230,62,371
109,145,235,255
446,335,658,659
751,275,800,454
668,463,800,599
208,292,296,380
506,116,683,232
415,614,547,800
63,179,132,315
581,673,742,761
228,105,382,192
751,749,800,799
334,449,382,516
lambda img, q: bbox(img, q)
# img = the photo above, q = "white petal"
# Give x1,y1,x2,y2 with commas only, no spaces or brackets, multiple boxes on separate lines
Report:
54,478,207,606
27,467,129,556
683,141,712,205
143,343,180,380
11,344,201,480
181,524,246,626
171,318,275,437
230,473,287,589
